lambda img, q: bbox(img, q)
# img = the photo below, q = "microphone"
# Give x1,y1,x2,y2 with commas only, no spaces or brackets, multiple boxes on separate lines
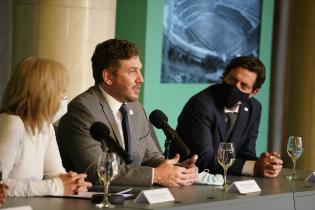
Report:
149,109,191,157
90,122,132,164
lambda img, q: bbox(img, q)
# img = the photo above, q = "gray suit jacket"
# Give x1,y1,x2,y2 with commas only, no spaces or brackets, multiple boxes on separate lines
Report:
56,86,165,186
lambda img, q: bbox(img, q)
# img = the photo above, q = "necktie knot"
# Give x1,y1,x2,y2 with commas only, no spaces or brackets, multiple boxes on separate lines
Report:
119,103,128,115
226,112,237,123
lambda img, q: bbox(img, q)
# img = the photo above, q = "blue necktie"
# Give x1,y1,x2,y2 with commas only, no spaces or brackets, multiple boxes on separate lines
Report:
119,104,131,155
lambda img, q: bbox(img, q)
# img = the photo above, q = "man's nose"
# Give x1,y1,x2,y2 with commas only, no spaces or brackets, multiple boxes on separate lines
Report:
136,71,144,83
235,82,242,90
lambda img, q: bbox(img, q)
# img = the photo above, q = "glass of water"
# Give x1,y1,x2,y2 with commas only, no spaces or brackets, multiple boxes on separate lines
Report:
96,151,120,208
287,136,303,180
217,142,236,190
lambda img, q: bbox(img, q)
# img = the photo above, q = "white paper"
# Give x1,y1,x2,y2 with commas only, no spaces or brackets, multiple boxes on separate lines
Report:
52,188,133,199
227,180,261,194
50,191,97,198
1,205,32,210
305,172,315,183
134,188,175,204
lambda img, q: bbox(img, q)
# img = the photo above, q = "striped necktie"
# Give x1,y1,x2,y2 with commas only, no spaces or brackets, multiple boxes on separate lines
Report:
225,112,238,141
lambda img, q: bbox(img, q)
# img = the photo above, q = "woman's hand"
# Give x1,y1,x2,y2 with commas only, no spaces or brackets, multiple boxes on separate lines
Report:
59,171,92,195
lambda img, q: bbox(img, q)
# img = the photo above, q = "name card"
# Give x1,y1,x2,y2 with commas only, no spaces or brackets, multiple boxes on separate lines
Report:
2,206,32,210
227,180,261,194
305,172,315,182
134,188,175,204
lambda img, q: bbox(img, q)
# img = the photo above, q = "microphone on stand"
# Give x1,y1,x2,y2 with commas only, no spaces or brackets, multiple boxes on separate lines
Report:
89,122,131,204
149,109,191,158
90,121,132,165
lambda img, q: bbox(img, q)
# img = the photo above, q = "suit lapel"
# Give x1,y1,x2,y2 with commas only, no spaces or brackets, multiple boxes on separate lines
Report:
125,103,136,151
217,108,228,142
212,87,228,142
91,86,124,146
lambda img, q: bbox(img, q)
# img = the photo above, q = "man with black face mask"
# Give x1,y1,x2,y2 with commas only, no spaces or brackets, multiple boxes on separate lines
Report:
170,56,283,178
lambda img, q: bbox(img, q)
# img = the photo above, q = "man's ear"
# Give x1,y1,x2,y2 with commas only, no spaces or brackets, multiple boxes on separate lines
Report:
102,69,112,85
250,88,259,98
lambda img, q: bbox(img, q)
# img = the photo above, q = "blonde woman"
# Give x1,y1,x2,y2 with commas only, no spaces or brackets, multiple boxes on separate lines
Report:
0,57,92,197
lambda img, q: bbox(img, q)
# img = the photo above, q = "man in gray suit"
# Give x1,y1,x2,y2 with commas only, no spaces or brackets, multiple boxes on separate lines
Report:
57,39,198,186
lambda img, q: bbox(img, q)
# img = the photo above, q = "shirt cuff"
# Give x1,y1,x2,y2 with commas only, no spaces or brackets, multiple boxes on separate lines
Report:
241,160,256,176
151,168,155,185
48,177,64,196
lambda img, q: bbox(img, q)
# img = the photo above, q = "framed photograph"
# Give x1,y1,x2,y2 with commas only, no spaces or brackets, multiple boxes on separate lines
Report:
161,0,262,83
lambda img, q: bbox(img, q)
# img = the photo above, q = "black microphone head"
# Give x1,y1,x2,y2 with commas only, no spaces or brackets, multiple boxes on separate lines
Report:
90,121,110,140
149,109,168,129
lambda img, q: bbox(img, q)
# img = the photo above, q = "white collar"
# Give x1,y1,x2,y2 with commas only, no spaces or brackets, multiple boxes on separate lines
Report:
224,104,240,113
98,85,123,113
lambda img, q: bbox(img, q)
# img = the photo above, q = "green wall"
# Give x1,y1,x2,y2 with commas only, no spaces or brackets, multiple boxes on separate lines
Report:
116,0,274,155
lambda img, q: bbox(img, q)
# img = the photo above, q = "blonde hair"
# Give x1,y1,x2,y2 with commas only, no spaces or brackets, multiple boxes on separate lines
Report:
1,57,69,134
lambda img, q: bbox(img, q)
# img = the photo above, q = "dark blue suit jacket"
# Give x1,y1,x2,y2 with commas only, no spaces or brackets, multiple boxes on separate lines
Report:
170,84,261,175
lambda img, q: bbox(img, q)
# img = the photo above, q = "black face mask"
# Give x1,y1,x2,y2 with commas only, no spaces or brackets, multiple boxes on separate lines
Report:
218,82,250,108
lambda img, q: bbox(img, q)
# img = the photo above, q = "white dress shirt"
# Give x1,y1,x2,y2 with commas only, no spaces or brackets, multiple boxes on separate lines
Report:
0,113,65,197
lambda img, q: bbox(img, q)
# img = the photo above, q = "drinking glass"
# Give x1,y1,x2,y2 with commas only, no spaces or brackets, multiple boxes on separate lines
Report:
0,162,7,207
96,151,120,208
217,142,236,190
0,162,6,184
287,136,303,180
0,162,3,183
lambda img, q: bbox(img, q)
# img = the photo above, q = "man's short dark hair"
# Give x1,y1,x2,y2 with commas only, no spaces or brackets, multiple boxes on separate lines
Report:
91,39,139,84
222,56,266,89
